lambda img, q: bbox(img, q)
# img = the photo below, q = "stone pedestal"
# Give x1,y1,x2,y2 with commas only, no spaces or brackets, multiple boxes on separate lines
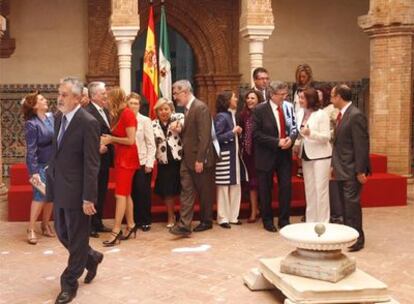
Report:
280,249,356,283
246,257,397,304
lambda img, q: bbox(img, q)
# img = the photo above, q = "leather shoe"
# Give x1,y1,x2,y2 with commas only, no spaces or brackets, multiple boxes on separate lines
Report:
264,224,277,233
89,230,99,238
193,222,213,232
55,290,76,304
219,223,231,229
84,252,104,284
97,225,112,233
230,220,242,225
141,224,151,232
348,242,364,252
169,225,191,237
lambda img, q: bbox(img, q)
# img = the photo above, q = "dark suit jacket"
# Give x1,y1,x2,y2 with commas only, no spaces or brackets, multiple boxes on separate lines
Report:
85,102,114,168
46,107,100,209
332,104,371,180
181,98,216,169
253,101,298,171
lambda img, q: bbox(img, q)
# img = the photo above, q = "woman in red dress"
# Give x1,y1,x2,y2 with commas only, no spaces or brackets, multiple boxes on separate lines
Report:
101,87,140,246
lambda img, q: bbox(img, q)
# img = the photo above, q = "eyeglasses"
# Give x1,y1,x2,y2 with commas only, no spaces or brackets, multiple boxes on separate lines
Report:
172,90,185,97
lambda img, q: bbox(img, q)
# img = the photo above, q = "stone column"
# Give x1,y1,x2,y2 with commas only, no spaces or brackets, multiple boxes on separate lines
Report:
110,0,140,94
240,0,274,86
358,0,414,176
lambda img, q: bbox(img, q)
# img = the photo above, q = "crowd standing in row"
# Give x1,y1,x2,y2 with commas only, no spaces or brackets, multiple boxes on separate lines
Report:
22,65,370,303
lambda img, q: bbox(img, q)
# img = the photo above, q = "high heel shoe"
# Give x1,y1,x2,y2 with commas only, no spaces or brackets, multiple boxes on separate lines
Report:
121,225,138,240
27,229,37,245
102,230,122,247
41,223,55,237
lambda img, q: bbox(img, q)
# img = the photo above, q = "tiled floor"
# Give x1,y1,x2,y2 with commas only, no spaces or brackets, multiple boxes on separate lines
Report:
0,183,413,304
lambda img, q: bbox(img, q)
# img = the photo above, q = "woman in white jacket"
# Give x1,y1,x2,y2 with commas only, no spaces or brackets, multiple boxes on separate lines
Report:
295,88,332,223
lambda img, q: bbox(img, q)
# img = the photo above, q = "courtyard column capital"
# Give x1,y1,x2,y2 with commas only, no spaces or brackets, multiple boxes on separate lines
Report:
358,0,414,36
239,0,274,85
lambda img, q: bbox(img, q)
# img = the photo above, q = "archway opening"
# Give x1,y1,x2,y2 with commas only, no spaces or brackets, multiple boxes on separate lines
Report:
131,25,195,115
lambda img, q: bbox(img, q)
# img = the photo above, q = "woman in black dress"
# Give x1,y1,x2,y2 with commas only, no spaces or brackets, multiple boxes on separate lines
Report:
152,98,184,228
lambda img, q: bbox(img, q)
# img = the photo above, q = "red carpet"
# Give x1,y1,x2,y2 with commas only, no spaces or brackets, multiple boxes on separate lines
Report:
7,154,407,221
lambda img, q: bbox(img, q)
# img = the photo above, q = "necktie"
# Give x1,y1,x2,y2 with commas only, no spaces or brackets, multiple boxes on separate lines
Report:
57,116,67,147
336,112,342,126
99,108,110,127
277,105,286,139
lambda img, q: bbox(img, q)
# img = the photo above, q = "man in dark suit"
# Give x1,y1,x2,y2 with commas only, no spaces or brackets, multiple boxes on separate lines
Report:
252,67,270,103
85,81,113,237
169,80,217,236
331,84,370,252
253,81,298,232
46,77,103,304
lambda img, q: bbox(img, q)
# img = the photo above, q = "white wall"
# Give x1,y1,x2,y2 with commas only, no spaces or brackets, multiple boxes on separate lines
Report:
239,0,370,83
0,0,88,84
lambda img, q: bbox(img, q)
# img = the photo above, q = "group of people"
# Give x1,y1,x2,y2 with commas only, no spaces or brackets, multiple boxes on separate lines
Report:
21,64,370,303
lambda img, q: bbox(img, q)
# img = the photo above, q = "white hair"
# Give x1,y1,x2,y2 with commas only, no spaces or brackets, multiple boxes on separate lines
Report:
88,81,106,98
172,79,193,93
60,77,83,96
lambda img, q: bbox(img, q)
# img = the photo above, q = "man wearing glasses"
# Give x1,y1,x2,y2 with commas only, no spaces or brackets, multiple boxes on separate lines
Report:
169,80,217,236
252,67,270,103
253,80,297,232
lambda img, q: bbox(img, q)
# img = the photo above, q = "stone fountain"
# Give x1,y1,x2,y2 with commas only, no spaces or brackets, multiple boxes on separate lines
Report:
243,223,399,304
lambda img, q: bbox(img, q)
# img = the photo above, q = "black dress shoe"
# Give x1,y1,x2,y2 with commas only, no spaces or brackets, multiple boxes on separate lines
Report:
141,224,151,232
348,242,364,252
55,290,76,304
89,230,99,238
97,225,112,233
219,223,231,229
230,220,242,225
264,224,277,233
193,222,213,232
169,225,191,237
84,252,104,284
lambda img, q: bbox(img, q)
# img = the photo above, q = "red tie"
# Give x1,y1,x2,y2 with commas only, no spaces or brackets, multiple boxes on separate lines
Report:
336,112,342,126
277,105,286,139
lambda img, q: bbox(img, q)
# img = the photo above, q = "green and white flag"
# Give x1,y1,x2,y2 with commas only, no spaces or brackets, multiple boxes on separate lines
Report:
159,4,172,100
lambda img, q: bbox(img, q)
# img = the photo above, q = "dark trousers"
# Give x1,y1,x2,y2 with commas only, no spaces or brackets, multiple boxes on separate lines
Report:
178,162,215,229
337,179,365,245
91,164,110,230
54,207,100,292
131,168,152,225
329,180,343,221
257,151,292,227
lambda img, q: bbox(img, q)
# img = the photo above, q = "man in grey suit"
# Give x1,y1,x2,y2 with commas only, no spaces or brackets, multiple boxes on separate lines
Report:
169,80,217,236
331,84,370,252
46,77,103,303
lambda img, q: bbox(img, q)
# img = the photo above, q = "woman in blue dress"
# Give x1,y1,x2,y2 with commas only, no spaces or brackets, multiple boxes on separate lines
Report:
22,91,55,244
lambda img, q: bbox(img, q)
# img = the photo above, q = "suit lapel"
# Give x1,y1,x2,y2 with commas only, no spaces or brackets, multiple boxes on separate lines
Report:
88,103,107,128
58,109,82,152
266,101,278,135
334,105,353,141
183,99,197,133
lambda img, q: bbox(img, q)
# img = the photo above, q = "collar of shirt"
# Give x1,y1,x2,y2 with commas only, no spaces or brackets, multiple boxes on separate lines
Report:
91,101,105,113
63,104,81,126
186,95,196,111
341,101,352,116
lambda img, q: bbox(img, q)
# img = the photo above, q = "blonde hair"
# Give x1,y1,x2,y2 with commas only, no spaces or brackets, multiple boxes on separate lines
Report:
107,86,126,126
295,64,313,85
154,97,175,117
126,92,141,102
